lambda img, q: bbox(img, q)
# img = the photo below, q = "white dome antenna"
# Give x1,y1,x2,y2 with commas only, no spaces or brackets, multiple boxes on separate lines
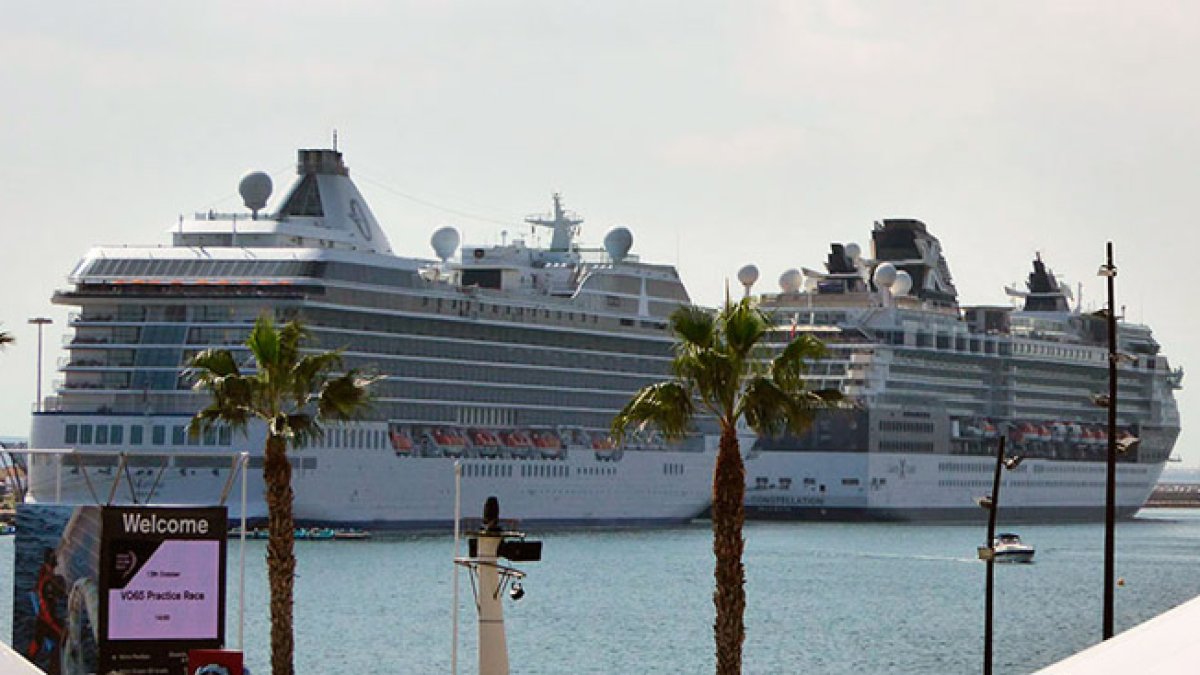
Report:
431,226,461,262
779,268,801,294
873,263,897,289
737,264,759,297
845,243,862,261
893,270,913,296
239,171,273,219
604,227,633,263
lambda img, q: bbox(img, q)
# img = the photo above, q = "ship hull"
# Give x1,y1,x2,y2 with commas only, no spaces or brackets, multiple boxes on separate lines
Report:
743,450,1167,522
26,413,716,530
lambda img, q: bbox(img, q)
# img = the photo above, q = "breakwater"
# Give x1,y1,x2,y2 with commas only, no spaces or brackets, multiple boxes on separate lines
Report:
1145,483,1200,508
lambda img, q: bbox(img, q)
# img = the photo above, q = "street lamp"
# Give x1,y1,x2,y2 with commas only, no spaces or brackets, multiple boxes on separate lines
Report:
1097,243,1119,640
977,435,1022,675
27,317,52,413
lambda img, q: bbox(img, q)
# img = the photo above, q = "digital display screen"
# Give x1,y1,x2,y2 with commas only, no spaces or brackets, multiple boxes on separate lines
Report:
106,539,222,640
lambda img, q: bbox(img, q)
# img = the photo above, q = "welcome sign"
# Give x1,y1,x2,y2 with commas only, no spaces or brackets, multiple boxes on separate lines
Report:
98,506,227,675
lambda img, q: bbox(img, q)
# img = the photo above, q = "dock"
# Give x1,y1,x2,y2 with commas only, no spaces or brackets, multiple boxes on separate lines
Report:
1143,483,1200,508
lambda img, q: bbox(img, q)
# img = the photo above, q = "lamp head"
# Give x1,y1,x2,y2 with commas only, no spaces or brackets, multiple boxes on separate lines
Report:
1003,456,1024,470
1115,435,1141,455
509,582,525,601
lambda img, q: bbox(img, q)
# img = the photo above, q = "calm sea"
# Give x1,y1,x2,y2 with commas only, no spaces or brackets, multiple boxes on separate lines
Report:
3,509,1200,674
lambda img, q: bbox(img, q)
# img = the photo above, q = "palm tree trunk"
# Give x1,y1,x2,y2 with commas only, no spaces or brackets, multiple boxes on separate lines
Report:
712,423,746,675
263,433,296,675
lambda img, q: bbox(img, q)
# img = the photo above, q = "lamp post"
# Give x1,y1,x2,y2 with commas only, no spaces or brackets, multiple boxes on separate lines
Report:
27,317,52,413
1098,243,1118,640
978,436,1022,675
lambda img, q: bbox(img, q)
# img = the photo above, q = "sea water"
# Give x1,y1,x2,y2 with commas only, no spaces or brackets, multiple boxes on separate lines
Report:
3,509,1200,674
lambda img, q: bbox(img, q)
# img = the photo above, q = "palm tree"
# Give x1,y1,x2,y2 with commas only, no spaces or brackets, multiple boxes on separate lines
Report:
612,298,841,675
188,315,375,675
0,327,13,349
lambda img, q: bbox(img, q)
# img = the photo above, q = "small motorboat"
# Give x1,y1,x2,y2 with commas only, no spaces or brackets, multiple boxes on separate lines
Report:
992,532,1035,563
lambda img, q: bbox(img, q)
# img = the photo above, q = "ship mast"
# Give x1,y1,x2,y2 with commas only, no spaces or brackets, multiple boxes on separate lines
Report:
525,193,582,252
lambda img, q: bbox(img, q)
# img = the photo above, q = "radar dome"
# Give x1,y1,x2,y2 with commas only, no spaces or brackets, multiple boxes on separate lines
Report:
844,243,862,261
239,172,273,213
604,227,633,263
779,268,802,293
873,263,897,288
431,226,461,262
737,264,759,288
893,270,913,296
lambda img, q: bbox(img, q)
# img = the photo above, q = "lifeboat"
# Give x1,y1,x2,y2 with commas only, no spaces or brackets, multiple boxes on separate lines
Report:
1016,422,1037,444
501,430,534,458
981,421,998,438
531,430,564,459
429,427,465,458
1038,425,1052,442
468,428,503,458
389,428,415,455
593,435,623,461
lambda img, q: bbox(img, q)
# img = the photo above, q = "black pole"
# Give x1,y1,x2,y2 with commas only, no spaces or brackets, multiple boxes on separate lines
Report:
1103,242,1118,640
984,435,1006,675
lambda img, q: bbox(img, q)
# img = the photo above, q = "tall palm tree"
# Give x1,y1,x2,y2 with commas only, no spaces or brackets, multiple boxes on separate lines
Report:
188,315,375,675
613,298,841,675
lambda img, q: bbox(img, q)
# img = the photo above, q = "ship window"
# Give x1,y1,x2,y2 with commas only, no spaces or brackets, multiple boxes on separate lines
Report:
110,425,123,444
172,425,187,445
64,424,78,444
152,425,166,445
79,425,93,444
130,426,143,445
203,427,218,446
95,425,109,445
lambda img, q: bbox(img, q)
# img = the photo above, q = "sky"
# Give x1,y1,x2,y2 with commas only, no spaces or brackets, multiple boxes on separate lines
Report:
1,1,1197,463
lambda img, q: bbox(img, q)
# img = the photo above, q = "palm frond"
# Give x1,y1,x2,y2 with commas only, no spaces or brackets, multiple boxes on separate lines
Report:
669,305,716,351
246,314,281,373
291,351,343,406
277,320,310,372
737,376,794,437
771,333,827,391
722,297,769,360
187,348,241,382
611,381,694,442
316,371,376,421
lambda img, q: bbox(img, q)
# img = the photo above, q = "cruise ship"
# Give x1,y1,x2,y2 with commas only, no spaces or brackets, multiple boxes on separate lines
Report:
25,148,716,528
741,219,1182,520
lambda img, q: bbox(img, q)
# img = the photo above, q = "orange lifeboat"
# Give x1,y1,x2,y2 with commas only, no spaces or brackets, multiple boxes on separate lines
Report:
390,429,414,455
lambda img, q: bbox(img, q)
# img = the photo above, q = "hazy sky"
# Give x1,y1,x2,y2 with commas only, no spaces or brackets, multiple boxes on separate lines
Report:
2,2,1197,463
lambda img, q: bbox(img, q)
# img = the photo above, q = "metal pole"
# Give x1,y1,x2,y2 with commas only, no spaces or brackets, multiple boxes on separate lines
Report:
451,460,462,675
1103,242,1118,640
239,452,248,650
984,436,1006,675
28,317,52,413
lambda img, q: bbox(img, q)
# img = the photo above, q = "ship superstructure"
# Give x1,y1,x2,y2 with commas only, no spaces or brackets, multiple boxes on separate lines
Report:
27,148,714,528
742,219,1181,520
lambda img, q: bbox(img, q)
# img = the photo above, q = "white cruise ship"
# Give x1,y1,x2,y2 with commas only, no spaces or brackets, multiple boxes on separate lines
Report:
741,219,1182,521
26,148,716,528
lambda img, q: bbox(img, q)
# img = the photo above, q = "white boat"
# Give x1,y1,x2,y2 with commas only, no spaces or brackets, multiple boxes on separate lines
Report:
24,147,717,529
992,533,1035,563
742,220,1181,521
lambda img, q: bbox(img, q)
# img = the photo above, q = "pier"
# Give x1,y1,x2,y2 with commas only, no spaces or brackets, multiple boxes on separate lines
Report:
1143,482,1200,508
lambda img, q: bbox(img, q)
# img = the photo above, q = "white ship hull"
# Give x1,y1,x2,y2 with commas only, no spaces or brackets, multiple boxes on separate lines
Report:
744,451,1166,521
26,414,716,529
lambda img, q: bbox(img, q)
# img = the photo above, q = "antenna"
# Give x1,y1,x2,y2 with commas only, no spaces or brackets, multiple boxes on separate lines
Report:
332,129,339,151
